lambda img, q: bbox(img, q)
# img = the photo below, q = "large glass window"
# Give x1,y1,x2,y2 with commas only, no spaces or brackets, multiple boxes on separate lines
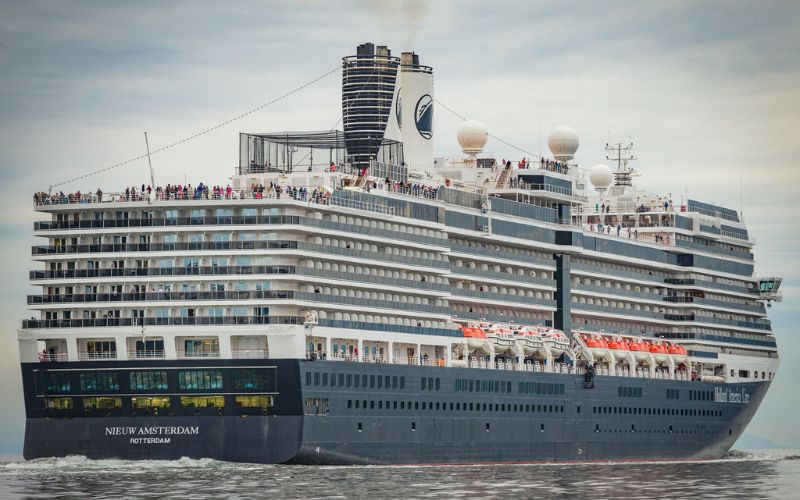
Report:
132,396,171,408
207,307,225,317
44,397,73,410
234,370,274,391
38,372,71,394
85,340,116,359
180,395,225,408
184,339,219,357
235,395,272,408
129,371,169,391
178,370,223,390
79,371,120,392
135,339,164,355
83,397,122,409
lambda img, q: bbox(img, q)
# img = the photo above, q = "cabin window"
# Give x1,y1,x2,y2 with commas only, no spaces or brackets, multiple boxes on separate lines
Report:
83,397,121,409
44,397,73,410
80,372,119,392
129,371,168,391
131,396,171,409
37,372,72,394
234,370,274,391
177,370,223,390
235,395,272,409
180,396,225,408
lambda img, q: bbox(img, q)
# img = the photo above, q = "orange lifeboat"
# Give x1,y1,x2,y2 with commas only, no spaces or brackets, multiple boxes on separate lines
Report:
648,341,669,362
463,327,486,339
462,326,487,349
667,342,688,364
584,335,600,348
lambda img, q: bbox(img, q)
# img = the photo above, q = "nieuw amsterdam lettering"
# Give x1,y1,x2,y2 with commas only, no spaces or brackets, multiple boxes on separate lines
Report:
105,426,200,436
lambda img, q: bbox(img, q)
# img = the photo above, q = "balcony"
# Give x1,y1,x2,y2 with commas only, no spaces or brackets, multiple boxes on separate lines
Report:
78,351,117,361
128,349,165,359
231,349,269,359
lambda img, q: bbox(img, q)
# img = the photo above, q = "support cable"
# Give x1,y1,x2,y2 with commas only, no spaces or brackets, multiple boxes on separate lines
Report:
434,98,541,160
49,65,342,191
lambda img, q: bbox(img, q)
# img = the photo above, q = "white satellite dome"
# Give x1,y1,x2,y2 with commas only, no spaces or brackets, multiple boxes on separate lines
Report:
589,164,613,191
547,125,579,161
457,119,488,156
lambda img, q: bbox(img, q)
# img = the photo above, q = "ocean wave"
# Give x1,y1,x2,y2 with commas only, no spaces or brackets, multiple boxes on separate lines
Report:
1,455,228,472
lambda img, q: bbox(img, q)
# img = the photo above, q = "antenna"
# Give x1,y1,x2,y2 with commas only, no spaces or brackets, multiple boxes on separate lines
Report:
605,141,636,186
144,132,156,190
739,169,744,218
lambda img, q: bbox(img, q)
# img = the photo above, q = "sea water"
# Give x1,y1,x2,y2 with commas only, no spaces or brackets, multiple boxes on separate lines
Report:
1,450,798,499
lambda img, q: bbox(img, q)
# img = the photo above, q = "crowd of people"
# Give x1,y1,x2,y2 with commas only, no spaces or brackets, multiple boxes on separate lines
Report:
495,157,568,174
381,178,440,199
587,222,672,246
247,182,332,205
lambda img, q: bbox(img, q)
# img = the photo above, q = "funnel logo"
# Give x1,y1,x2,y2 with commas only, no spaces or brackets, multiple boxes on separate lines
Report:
414,94,433,140
396,88,402,130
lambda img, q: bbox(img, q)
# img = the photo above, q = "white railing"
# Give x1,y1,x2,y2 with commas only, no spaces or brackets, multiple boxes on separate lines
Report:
38,352,68,362
78,351,117,361
232,349,268,359
128,350,165,359
180,351,220,358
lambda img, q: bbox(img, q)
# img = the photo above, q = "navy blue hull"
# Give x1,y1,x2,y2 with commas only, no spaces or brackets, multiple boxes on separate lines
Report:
21,360,769,464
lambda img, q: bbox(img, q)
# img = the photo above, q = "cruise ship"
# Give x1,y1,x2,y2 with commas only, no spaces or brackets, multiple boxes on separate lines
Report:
20,42,782,464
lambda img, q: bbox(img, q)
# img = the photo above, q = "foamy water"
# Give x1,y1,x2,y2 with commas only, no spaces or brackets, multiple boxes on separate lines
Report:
1,450,798,499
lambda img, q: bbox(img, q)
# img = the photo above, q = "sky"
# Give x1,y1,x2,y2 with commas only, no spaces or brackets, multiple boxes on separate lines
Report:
0,0,798,453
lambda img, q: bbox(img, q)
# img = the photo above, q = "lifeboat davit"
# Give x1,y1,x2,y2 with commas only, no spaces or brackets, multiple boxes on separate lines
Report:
462,326,487,349
667,342,688,364
543,330,570,356
486,324,516,352
627,338,652,362
648,341,669,363
583,334,610,360
516,328,545,356
607,336,630,361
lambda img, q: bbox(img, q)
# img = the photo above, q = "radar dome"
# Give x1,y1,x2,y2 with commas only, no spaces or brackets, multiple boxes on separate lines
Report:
547,125,579,161
589,164,613,191
457,119,488,156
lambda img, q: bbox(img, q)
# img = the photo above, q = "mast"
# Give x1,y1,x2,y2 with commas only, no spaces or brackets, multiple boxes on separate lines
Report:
144,132,156,190
605,141,636,186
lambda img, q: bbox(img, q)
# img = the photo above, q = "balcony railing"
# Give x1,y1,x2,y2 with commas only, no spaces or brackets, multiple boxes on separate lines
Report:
22,315,304,329
38,352,68,362
179,351,220,358
231,349,268,359
31,240,450,270
78,351,117,361
34,214,448,248
28,290,449,315
28,290,294,304
128,349,165,359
